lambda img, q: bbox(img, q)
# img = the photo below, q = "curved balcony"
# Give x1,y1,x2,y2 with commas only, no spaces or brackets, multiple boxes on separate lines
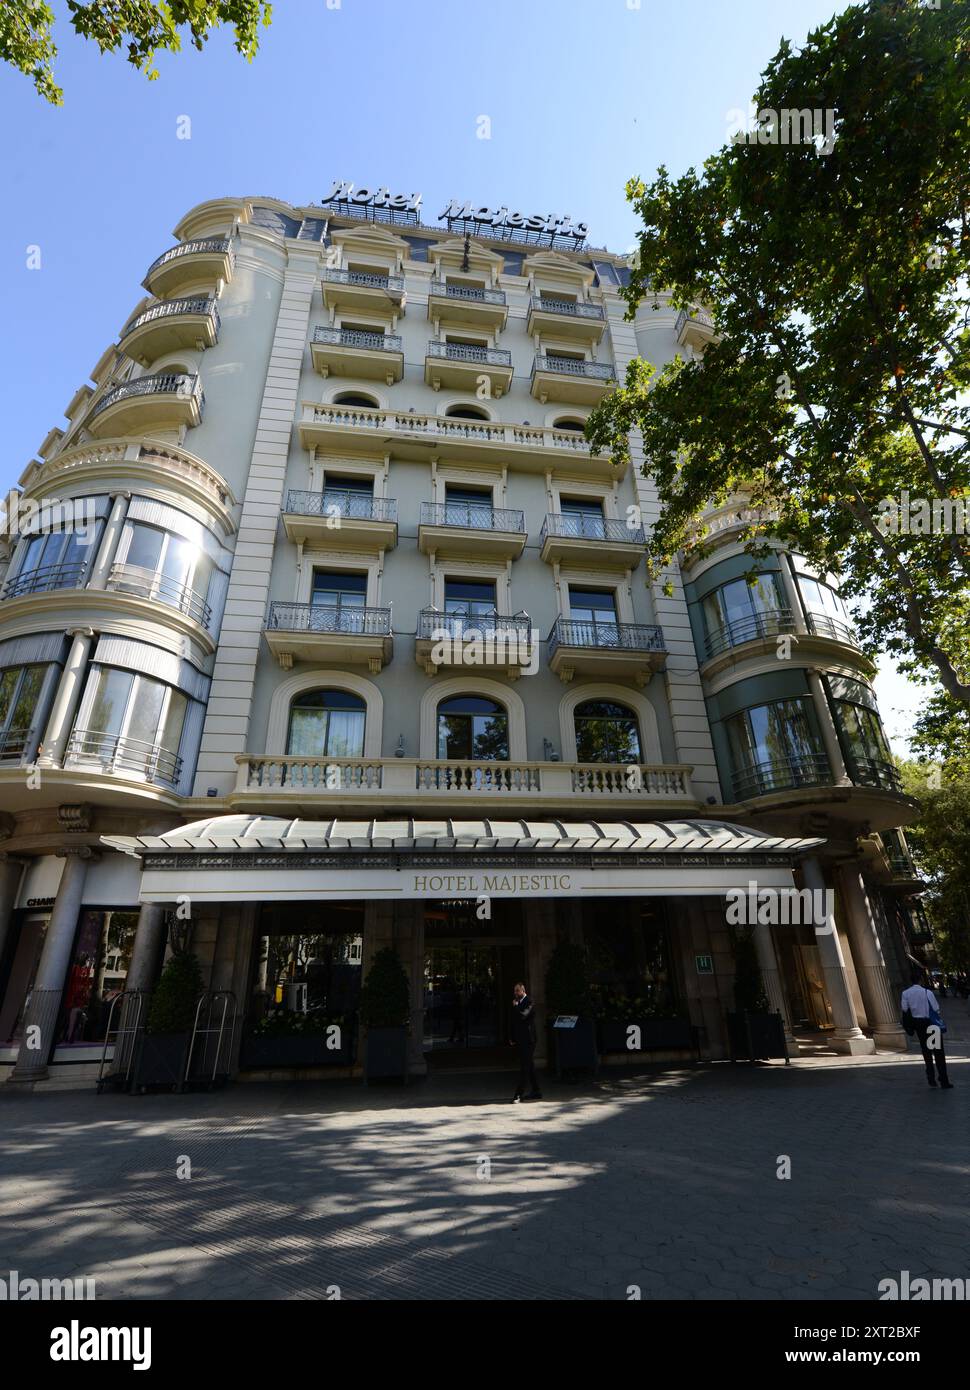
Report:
425,340,513,397
415,609,535,677
322,267,405,312
540,513,645,568
704,609,797,660
119,297,219,367
675,307,716,351
731,754,831,801
143,237,235,297
2,560,86,600
264,602,392,672
281,490,398,550
427,280,508,330
65,729,182,787
86,373,204,439
845,756,902,793
107,563,212,630
530,354,615,405
527,296,606,342
418,501,526,560
548,616,667,686
310,325,403,383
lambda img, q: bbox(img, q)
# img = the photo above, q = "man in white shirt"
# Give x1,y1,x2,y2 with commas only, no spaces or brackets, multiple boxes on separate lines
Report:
901,969,953,1088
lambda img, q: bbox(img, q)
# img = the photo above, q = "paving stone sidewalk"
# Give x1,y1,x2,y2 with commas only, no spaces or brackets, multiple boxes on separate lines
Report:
1,1013,967,1300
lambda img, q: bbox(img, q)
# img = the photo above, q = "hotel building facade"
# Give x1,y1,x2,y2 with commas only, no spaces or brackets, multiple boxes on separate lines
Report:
0,189,927,1087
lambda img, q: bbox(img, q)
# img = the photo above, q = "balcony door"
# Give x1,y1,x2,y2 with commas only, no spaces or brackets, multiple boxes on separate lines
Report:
320,474,374,522
443,578,497,637
560,496,606,540
310,570,368,631
568,586,619,644
443,485,493,529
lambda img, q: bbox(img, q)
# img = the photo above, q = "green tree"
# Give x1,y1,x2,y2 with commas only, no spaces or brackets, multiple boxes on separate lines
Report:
588,0,970,715
358,947,410,1030
898,759,970,973
146,950,204,1034
1,1,272,104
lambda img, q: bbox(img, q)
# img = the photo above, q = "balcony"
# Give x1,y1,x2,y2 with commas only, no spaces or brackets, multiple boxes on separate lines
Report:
731,754,831,801
0,729,32,762
675,307,716,352
804,612,861,649
231,754,696,812
281,491,398,551
527,296,606,342
297,402,618,476
540,513,645,569
86,372,204,438
704,609,797,661
321,267,405,312
414,609,535,677
425,341,513,397
418,502,526,560
846,756,902,794
427,280,508,331
530,355,615,405
143,237,235,297
2,560,86,600
119,297,220,367
65,729,182,788
106,563,212,630
309,325,404,383
264,602,393,671
548,616,667,685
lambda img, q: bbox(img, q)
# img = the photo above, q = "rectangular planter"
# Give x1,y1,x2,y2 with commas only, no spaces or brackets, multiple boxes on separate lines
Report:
364,1026,409,1082
727,1010,789,1062
131,1033,191,1092
240,1032,355,1070
550,1017,599,1077
599,1018,695,1054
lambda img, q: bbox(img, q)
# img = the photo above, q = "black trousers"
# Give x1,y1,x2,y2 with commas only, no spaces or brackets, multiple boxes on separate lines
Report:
515,1038,539,1095
913,1018,950,1085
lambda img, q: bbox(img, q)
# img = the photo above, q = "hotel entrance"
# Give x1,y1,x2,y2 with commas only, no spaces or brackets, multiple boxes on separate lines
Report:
422,900,525,1067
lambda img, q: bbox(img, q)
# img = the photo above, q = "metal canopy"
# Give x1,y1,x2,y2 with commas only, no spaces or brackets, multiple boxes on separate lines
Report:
103,815,824,859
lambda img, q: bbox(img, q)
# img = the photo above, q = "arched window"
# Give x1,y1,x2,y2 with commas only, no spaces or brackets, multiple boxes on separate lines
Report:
332,391,378,408
574,699,641,763
437,695,508,761
445,405,489,421
287,689,366,758
553,416,585,432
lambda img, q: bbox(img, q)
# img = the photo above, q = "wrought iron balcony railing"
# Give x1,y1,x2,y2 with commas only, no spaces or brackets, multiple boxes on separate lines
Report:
2,560,87,599
804,611,859,646
548,617,666,654
267,602,392,636
322,267,405,294
731,753,831,801
417,609,532,641
533,355,614,380
846,756,902,793
284,490,397,522
882,829,918,876
541,513,645,545
420,502,525,533
311,325,402,353
675,307,715,335
66,729,182,785
144,237,234,279
704,608,797,659
427,341,512,367
107,563,213,629
122,296,220,338
531,296,605,320
0,729,32,760
429,280,506,306
90,372,204,420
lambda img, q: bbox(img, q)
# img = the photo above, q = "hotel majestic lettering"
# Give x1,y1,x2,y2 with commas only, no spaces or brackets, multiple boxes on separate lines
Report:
412,872,572,895
439,199,589,242
322,181,422,213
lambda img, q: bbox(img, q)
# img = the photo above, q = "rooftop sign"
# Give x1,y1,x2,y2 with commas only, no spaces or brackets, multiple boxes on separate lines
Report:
321,181,422,226
439,199,589,249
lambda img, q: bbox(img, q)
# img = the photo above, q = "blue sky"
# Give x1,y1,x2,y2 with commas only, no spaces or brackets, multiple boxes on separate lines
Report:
0,0,921,752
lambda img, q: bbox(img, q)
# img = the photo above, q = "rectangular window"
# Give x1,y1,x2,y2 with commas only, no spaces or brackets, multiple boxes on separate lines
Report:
827,682,896,789
444,578,496,618
311,570,367,608
443,485,494,528
56,909,140,1045
724,698,829,798
568,586,618,625
71,668,188,785
0,665,46,759
560,497,606,539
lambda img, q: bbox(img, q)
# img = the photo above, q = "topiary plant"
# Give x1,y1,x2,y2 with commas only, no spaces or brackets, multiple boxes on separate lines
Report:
545,941,592,1018
359,947,410,1029
146,951,205,1034
729,925,770,1014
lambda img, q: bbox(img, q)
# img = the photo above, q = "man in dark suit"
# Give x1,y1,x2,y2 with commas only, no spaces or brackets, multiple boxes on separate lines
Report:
510,981,541,1102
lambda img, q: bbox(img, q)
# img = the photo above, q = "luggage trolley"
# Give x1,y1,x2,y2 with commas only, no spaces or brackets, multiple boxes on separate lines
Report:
184,990,238,1091
96,989,151,1093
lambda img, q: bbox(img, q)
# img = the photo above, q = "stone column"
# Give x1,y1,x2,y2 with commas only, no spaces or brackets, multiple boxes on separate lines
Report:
126,902,168,993
393,900,426,1077
8,849,94,1086
802,856,874,1054
752,918,797,1046
527,899,557,1065
37,629,93,767
838,866,907,1051
86,492,130,590
0,854,27,973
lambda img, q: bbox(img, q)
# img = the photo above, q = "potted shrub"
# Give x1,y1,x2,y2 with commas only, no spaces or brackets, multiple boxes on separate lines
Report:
546,942,598,1077
595,987,695,1055
132,950,205,1092
240,1008,355,1069
726,925,788,1062
359,947,410,1083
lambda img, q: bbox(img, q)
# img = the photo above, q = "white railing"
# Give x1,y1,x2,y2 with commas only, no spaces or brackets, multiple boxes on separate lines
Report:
235,756,694,800
24,440,233,509
300,402,594,454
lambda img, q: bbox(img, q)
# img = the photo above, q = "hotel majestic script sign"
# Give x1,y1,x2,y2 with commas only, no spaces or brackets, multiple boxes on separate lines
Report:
321,180,589,246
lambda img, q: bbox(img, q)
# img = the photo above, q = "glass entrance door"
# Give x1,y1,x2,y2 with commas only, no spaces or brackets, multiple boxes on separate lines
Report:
424,943,501,1050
